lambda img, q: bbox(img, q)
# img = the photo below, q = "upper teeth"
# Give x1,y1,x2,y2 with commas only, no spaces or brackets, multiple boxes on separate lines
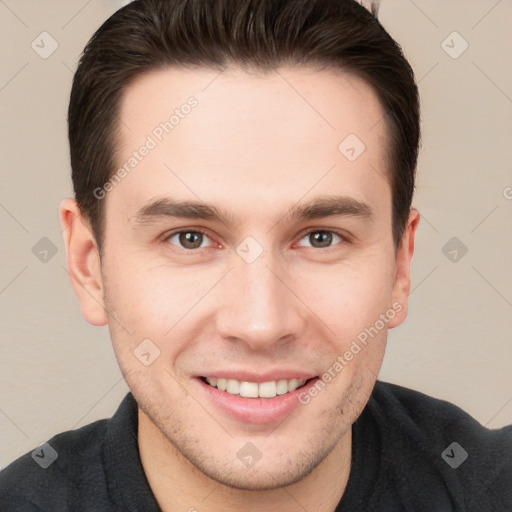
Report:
205,377,307,398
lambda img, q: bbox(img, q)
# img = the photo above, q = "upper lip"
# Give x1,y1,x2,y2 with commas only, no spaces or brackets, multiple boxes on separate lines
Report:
199,370,317,383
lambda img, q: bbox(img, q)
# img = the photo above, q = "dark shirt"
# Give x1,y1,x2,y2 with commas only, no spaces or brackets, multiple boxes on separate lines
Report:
1,380,511,511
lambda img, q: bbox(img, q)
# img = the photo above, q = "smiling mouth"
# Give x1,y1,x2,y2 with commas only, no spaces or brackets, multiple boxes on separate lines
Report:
200,376,314,398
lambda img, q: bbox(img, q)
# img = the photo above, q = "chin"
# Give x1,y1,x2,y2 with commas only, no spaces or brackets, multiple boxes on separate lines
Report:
192,456,319,491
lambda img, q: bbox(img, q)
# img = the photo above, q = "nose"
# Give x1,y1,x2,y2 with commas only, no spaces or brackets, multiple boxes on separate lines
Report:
215,248,307,352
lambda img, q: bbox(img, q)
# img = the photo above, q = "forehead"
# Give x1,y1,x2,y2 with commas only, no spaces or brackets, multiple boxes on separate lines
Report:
110,65,390,220
117,64,387,147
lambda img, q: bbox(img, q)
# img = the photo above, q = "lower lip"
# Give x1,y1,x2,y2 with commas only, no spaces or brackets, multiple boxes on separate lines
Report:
196,377,319,424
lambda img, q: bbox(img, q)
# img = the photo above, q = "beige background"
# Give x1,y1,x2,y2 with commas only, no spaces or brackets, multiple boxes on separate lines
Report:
0,0,511,468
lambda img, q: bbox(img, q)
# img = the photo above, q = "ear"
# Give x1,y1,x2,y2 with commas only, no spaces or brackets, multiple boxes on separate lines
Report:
388,208,420,328
59,198,108,326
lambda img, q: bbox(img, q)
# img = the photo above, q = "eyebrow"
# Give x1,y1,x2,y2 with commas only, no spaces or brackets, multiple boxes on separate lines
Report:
132,194,374,227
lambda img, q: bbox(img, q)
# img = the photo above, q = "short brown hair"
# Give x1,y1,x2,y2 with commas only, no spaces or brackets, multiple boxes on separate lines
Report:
68,0,420,251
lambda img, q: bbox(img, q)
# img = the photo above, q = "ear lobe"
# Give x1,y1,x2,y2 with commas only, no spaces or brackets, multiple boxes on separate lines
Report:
388,208,420,329
59,198,108,326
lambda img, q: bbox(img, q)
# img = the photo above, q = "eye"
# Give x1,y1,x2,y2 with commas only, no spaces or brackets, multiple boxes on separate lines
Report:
296,230,344,249
166,230,214,250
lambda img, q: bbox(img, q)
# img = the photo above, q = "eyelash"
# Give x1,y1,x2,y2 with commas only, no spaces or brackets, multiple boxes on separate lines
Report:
163,228,349,252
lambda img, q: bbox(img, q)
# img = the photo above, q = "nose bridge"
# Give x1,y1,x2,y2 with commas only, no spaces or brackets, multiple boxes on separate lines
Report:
216,246,304,349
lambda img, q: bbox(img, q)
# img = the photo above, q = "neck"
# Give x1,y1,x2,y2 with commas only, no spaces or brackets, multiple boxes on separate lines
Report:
138,409,352,512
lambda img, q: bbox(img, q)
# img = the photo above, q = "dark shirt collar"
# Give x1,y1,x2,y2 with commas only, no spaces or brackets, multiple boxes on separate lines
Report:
103,393,162,511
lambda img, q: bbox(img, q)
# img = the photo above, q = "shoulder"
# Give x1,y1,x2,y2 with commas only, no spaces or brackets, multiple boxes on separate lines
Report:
0,417,110,511
369,380,512,510
371,379,512,444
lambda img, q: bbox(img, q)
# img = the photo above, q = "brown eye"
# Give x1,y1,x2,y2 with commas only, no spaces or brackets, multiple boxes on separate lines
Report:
167,231,211,250
297,230,342,249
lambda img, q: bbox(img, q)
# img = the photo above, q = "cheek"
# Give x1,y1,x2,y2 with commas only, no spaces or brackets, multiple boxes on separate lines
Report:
102,259,174,347
293,259,395,338
102,257,217,355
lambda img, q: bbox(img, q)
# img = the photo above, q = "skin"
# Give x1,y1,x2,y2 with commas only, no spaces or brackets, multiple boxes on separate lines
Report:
60,65,419,512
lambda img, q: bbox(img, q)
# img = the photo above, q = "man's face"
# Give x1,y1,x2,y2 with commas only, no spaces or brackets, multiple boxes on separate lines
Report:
94,65,411,489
